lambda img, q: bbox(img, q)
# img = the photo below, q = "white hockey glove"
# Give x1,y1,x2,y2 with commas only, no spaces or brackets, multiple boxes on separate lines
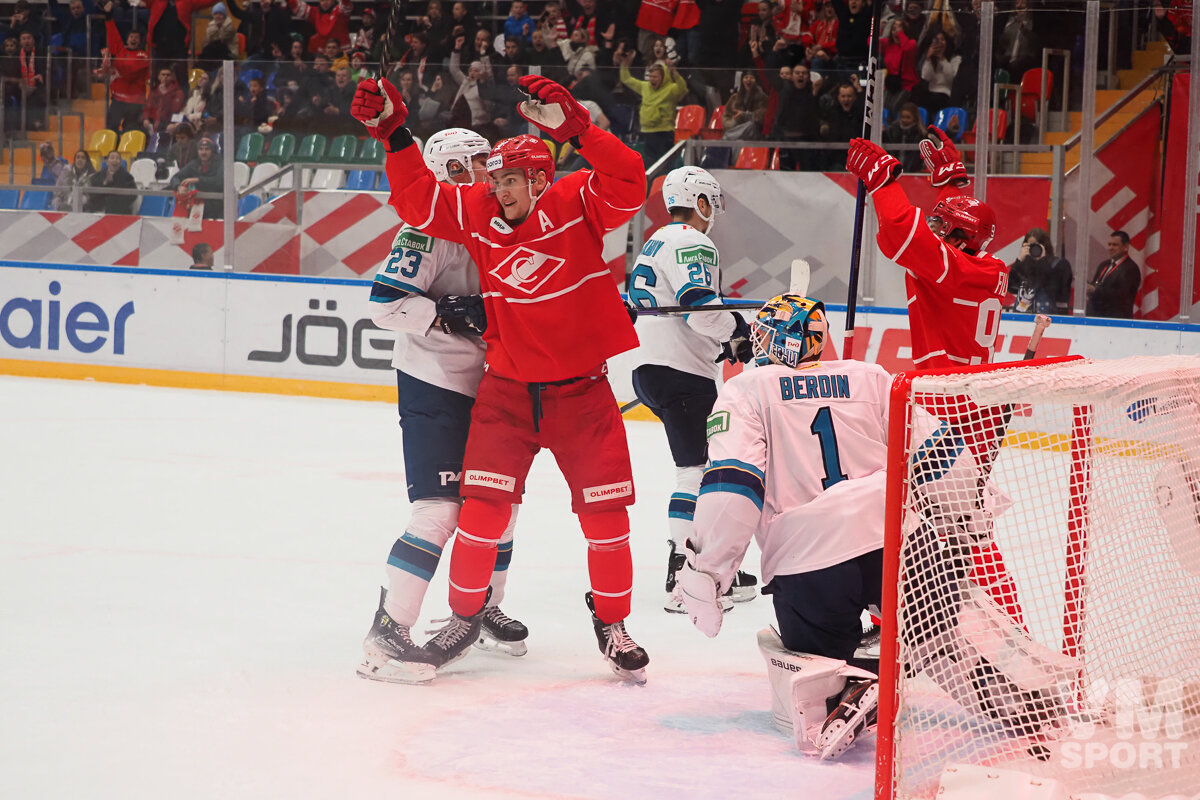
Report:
678,539,724,638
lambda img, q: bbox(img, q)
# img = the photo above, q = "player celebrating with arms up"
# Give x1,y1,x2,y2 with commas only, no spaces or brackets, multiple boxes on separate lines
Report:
626,166,759,613
350,73,651,682
845,130,1025,626
358,129,529,685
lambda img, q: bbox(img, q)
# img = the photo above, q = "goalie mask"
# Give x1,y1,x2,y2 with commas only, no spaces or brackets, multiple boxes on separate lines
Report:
423,128,492,183
752,294,827,368
662,166,725,232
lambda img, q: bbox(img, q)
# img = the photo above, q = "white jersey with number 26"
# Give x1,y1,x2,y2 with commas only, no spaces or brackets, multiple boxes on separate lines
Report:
628,222,737,380
692,359,892,590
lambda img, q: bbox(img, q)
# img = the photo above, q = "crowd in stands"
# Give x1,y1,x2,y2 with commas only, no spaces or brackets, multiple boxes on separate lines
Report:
0,0,1189,210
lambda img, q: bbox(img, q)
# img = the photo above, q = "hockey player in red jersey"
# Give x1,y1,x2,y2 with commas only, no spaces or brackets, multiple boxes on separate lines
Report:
350,73,651,682
846,128,1025,627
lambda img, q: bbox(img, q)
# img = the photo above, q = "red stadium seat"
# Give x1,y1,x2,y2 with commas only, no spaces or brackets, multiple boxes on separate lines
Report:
733,146,769,170
701,105,725,140
1020,69,1053,122
674,104,706,143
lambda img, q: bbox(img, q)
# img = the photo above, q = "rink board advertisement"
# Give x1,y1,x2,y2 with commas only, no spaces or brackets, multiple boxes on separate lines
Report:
3,261,1199,403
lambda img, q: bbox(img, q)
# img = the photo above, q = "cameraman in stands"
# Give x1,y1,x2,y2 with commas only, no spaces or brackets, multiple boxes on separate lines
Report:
1006,227,1072,315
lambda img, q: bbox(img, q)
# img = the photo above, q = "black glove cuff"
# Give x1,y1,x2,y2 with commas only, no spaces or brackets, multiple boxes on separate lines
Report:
385,126,416,154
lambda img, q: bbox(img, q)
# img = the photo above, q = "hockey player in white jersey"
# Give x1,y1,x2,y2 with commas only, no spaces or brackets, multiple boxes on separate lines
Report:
626,165,758,613
678,293,889,759
358,128,528,684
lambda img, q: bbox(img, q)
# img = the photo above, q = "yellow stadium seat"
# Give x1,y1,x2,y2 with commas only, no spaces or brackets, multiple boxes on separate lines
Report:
118,130,146,158
87,128,118,160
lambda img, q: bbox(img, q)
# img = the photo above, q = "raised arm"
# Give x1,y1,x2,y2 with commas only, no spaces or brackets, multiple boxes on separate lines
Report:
514,74,646,231
352,77,473,243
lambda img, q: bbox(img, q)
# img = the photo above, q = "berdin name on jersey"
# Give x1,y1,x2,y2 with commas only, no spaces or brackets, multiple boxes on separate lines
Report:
779,373,851,400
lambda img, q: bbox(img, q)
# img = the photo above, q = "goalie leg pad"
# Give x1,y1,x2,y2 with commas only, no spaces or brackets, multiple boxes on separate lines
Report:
922,584,1078,736
757,628,876,754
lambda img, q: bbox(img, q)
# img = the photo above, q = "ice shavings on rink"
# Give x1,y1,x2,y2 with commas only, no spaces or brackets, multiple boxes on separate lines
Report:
0,376,877,800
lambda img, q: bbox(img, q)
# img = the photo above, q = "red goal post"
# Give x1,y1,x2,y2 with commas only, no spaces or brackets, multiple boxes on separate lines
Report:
875,355,1200,800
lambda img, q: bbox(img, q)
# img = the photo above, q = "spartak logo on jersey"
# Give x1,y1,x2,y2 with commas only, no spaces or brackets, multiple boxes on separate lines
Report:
489,247,567,294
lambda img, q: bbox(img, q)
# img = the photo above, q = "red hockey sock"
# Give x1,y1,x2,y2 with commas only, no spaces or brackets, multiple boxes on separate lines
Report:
448,498,512,617
972,539,1026,629
580,509,632,624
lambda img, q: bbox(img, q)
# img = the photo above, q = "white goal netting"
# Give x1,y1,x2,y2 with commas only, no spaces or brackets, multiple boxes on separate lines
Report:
882,355,1200,800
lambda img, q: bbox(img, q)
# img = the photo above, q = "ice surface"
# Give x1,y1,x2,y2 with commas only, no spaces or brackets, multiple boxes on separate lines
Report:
0,376,877,800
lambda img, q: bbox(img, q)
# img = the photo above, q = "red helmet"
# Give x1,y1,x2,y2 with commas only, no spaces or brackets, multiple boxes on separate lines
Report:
486,135,555,186
929,195,997,252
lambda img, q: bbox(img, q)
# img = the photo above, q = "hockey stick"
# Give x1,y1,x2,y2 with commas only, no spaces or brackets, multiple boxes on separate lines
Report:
377,0,407,77
631,301,763,316
843,0,885,360
621,260,811,414
1022,314,1052,361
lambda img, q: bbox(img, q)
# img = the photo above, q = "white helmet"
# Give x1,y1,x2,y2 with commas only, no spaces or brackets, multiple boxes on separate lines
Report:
423,128,492,183
662,166,724,230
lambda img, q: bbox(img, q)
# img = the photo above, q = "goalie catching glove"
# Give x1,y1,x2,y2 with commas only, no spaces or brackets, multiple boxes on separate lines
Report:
516,74,591,144
715,313,754,364
918,126,969,188
846,138,902,194
678,540,725,637
434,294,487,336
351,77,409,144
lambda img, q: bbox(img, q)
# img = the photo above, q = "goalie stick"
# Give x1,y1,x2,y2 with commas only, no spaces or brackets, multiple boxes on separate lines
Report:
621,260,811,414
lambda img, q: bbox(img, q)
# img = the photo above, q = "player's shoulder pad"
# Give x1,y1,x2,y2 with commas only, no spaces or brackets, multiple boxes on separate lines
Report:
391,225,437,254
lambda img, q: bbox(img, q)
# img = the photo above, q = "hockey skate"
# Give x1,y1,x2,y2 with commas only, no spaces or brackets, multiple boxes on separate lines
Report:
728,569,759,603
473,605,529,657
663,539,739,613
816,677,879,760
357,587,439,684
585,592,649,685
425,591,491,669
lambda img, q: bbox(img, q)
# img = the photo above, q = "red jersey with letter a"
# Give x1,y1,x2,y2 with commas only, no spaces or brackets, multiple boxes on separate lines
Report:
384,125,644,382
872,183,1009,369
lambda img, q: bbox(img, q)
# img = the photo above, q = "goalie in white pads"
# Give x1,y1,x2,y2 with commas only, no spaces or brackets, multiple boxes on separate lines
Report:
626,166,759,613
679,293,888,759
358,129,528,685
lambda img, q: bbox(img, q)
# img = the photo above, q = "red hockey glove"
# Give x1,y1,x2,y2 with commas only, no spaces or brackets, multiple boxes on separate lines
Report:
516,74,591,143
846,138,902,194
919,126,969,188
351,77,408,142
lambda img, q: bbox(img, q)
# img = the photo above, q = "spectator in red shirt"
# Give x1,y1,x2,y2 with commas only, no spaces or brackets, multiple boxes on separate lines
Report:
101,2,152,134
144,66,186,136
288,0,352,55
880,16,918,114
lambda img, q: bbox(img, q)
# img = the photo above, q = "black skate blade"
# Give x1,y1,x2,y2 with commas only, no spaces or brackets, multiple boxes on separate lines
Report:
474,632,528,657
356,657,436,685
605,659,648,686
729,585,757,603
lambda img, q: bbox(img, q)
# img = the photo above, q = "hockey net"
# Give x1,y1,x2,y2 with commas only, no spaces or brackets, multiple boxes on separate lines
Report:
876,355,1200,800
